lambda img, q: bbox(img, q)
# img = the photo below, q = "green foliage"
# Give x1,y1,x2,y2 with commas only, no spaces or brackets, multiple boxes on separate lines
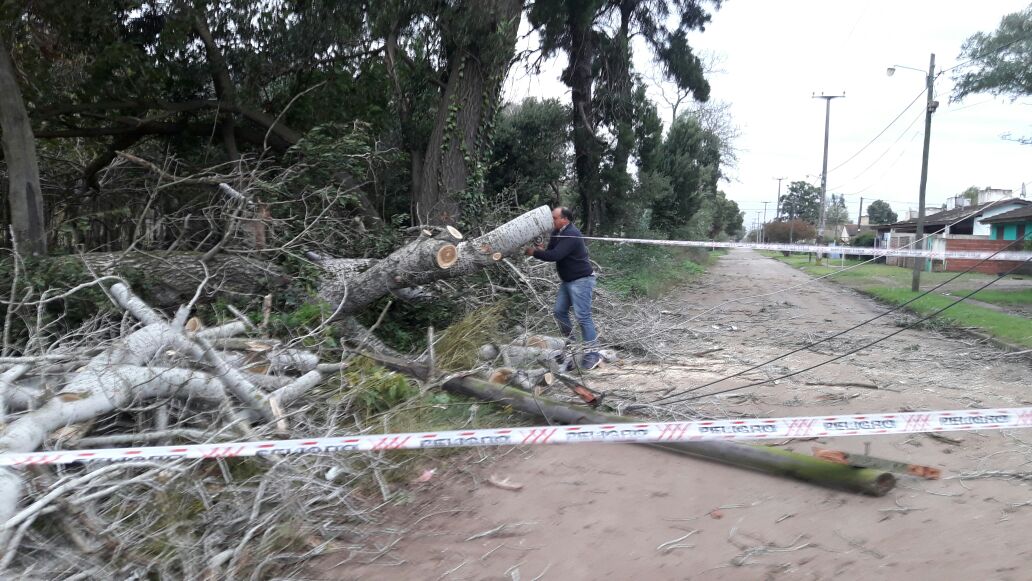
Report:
825,193,850,230
0,256,153,351
592,242,708,298
433,302,509,371
953,6,1032,106
485,98,570,209
764,220,816,243
344,358,420,416
650,114,723,233
866,200,898,224
778,181,821,223
355,296,465,353
851,231,876,247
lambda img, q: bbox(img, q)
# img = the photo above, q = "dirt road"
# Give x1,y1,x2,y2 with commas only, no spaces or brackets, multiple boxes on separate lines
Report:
315,249,1032,580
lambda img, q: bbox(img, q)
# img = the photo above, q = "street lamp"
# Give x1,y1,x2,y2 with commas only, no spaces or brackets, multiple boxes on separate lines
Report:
888,54,938,291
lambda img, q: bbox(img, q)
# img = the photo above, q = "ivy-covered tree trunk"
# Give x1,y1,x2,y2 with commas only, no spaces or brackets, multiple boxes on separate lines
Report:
0,32,46,255
602,1,635,230
416,0,523,226
567,4,602,234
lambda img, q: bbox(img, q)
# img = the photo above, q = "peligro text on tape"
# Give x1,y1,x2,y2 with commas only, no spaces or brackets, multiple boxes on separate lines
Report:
4,406,1032,467
553,235,1032,262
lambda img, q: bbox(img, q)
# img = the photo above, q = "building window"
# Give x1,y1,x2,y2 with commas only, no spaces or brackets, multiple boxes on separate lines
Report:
995,226,1004,240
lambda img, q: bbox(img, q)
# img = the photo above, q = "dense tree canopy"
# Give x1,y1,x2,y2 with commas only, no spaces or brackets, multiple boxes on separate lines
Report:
866,199,898,224
1,1,737,254
778,181,821,224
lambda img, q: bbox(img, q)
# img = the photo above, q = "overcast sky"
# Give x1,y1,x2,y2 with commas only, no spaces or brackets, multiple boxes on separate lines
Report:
504,1,1032,229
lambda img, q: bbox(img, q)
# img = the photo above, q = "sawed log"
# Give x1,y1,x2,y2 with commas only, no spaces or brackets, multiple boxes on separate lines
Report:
361,352,896,497
322,205,552,316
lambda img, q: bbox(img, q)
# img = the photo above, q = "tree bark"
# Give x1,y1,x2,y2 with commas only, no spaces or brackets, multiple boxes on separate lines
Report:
322,205,552,315
567,5,601,234
0,323,205,522
602,0,635,228
52,252,288,308
365,351,896,496
191,9,241,160
0,32,46,255
416,0,523,225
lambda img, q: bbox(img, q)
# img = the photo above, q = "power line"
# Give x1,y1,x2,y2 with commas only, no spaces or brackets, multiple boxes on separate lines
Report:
827,108,924,192
650,230,1031,405
832,132,921,199
627,195,1029,405
827,88,926,174
654,233,1032,405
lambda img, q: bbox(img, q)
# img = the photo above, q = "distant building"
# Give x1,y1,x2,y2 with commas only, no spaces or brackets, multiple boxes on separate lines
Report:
873,196,1032,274
981,206,1032,241
884,197,1030,237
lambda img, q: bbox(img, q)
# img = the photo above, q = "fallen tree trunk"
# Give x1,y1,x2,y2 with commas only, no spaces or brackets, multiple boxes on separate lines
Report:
322,205,552,315
51,252,289,308
363,352,895,496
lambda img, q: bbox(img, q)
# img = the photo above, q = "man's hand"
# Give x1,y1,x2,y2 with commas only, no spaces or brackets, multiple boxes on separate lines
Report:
524,243,544,257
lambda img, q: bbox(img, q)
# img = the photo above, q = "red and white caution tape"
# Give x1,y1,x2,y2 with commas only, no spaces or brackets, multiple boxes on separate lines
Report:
4,406,1032,467
566,235,1032,262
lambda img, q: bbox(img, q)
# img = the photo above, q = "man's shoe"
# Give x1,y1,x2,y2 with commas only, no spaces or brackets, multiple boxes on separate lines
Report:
581,352,602,370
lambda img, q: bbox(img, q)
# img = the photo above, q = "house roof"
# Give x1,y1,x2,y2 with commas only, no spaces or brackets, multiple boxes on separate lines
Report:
876,198,1032,230
980,205,1032,224
844,224,871,236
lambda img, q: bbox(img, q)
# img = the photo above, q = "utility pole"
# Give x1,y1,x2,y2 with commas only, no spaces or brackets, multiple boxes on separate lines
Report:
774,177,785,218
911,54,936,292
813,93,844,264
857,196,864,226
756,211,761,243
761,201,770,244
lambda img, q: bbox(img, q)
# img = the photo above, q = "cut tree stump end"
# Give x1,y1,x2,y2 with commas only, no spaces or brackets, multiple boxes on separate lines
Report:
436,244,458,269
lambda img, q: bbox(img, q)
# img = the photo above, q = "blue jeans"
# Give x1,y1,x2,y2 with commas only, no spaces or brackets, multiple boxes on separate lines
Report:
554,275,598,346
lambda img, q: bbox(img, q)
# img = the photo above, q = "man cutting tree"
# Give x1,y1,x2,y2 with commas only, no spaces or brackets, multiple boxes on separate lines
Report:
524,207,601,370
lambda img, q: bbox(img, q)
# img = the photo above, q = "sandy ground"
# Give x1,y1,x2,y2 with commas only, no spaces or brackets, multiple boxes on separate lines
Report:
311,249,1032,580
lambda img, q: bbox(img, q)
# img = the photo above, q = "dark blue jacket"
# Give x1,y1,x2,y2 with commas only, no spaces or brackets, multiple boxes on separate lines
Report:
533,224,593,282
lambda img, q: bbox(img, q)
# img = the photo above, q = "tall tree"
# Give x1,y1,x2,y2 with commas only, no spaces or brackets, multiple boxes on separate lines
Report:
952,5,1032,143
0,30,46,255
958,185,979,205
528,0,604,231
416,0,524,225
866,199,897,224
825,193,850,237
778,181,821,224
650,113,722,234
529,0,719,233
